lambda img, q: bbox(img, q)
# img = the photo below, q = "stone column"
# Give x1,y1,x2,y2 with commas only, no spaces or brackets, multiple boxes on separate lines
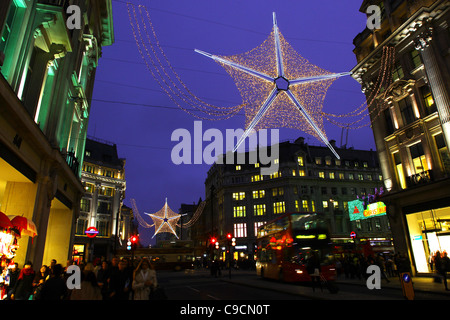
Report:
415,27,450,149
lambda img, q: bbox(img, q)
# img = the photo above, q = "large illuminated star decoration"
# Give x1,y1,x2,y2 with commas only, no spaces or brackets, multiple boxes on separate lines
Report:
145,198,182,239
195,13,351,159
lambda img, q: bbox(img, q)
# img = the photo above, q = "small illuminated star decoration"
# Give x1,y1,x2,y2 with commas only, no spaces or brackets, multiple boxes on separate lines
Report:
145,198,183,239
195,13,351,158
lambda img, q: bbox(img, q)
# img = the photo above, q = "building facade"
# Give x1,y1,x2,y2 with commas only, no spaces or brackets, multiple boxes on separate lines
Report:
0,0,113,268
200,138,391,262
352,0,450,274
75,137,130,262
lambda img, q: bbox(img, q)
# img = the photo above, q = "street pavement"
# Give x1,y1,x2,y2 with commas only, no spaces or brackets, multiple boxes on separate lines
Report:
157,268,450,300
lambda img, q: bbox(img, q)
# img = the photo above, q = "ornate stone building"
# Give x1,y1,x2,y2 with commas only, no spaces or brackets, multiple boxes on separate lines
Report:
74,138,130,263
200,138,390,262
0,0,113,268
352,0,450,274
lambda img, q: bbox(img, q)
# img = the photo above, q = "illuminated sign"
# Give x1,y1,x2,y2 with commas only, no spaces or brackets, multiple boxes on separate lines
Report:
85,226,99,238
348,200,386,221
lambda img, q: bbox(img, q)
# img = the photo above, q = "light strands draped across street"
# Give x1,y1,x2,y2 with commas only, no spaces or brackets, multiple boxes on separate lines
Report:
127,4,394,158
322,46,396,130
131,198,206,238
127,3,244,120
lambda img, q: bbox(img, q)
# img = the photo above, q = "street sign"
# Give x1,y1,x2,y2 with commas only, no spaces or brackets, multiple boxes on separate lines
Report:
400,272,415,300
350,231,357,239
85,226,99,238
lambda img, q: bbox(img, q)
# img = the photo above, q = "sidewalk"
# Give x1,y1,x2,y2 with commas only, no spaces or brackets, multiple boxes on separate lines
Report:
336,274,450,296
217,269,450,300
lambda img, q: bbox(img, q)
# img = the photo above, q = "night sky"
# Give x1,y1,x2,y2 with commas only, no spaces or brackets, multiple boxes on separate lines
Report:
87,0,376,246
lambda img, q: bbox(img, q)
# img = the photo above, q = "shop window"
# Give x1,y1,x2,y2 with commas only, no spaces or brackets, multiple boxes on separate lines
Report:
406,207,450,273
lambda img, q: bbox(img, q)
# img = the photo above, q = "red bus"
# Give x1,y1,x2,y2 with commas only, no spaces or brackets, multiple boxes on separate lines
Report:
256,212,336,283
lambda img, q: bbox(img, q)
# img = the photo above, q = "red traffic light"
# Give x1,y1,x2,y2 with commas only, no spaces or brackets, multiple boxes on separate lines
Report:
130,235,139,244
227,233,232,239
210,237,217,244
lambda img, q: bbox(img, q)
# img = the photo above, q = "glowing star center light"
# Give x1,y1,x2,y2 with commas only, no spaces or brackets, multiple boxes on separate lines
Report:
145,198,182,239
195,13,351,159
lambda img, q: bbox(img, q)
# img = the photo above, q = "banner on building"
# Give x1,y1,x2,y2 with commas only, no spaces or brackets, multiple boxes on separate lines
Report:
348,199,386,221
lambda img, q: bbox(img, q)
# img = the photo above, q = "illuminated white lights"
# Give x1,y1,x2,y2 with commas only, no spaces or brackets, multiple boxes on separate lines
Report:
195,13,351,158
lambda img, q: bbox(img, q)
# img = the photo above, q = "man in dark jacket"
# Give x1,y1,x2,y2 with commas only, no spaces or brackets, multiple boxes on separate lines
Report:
37,264,68,300
108,259,132,300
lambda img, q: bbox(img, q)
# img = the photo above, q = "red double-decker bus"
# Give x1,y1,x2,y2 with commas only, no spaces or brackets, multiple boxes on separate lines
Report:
256,211,336,283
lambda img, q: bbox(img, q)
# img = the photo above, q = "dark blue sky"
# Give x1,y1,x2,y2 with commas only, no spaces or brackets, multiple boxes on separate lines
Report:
87,0,375,246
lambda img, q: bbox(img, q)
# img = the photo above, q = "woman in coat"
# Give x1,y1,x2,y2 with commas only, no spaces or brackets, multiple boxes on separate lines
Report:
132,258,157,300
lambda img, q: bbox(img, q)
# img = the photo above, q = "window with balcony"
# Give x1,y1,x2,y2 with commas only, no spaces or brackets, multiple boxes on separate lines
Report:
409,142,429,175
393,151,406,189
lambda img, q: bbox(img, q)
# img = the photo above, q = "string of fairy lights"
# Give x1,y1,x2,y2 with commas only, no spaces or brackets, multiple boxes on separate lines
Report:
322,46,396,129
127,2,396,139
128,4,244,120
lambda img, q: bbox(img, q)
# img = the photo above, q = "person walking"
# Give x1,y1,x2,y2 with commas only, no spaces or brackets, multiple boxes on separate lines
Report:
435,251,449,290
132,258,157,300
10,261,35,300
306,251,322,292
70,270,102,300
108,259,132,300
37,264,67,300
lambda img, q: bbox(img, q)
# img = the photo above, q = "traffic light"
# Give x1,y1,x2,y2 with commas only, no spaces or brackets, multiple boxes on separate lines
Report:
215,241,220,249
130,235,139,244
231,237,236,246
129,235,139,250
210,237,217,245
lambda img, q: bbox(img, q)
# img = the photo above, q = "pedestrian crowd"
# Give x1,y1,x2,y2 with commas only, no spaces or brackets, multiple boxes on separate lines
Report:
334,252,412,281
1,256,163,300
